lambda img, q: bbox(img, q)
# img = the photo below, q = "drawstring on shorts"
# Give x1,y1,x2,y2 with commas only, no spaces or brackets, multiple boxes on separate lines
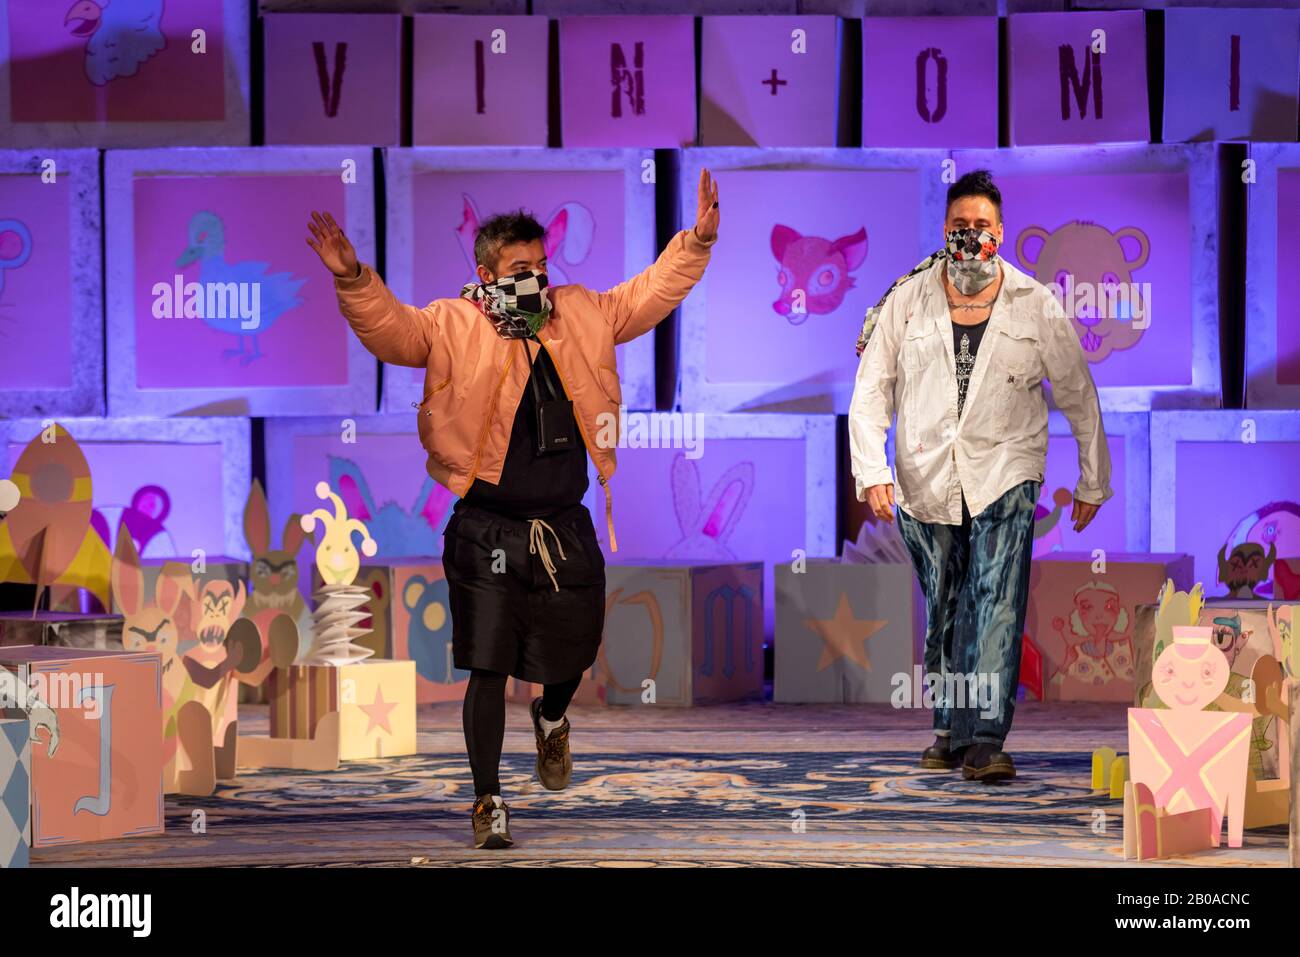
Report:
528,519,567,592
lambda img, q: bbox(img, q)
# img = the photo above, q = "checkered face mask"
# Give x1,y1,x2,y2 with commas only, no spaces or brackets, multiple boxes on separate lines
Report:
944,227,1000,295
461,269,552,338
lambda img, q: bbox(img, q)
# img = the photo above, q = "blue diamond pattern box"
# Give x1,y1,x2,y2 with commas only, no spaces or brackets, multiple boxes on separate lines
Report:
0,718,30,869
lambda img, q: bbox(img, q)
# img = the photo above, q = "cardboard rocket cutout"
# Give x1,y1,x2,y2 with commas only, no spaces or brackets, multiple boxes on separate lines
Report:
0,424,112,611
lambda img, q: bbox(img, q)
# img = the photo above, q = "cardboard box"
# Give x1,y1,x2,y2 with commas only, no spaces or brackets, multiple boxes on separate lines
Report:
1027,552,1193,702
412,15,549,146
700,16,840,147
1009,11,1150,146
0,646,163,847
269,659,416,761
0,612,123,651
558,16,697,148
595,562,764,707
775,560,918,704
264,13,402,146
0,718,30,868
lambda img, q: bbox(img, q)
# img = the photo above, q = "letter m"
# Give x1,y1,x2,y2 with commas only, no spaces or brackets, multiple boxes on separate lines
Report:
700,584,756,679
1059,45,1102,120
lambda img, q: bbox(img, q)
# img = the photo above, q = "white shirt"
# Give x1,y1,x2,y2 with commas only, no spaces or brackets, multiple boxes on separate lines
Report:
849,258,1113,524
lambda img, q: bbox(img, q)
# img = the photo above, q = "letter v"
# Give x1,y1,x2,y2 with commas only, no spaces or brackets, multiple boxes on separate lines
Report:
312,42,347,118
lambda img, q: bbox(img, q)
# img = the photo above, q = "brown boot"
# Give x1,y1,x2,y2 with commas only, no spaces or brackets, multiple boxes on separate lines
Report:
919,735,964,770
962,743,1016,782
471,794,513,850
530,697,573,791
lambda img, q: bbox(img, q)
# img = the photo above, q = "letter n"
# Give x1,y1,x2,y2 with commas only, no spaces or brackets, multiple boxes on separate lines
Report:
610,42,645,118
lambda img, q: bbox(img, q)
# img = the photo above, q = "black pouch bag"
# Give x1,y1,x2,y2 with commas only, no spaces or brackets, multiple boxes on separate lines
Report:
523,339,576,455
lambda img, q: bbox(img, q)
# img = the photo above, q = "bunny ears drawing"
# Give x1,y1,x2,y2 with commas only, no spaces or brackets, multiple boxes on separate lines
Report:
664,454,754,563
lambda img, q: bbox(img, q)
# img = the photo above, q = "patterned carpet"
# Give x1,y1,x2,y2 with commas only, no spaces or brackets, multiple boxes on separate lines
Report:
31,701,1289,868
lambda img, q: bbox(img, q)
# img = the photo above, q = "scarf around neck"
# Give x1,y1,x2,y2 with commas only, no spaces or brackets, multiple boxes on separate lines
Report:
461,269,552,339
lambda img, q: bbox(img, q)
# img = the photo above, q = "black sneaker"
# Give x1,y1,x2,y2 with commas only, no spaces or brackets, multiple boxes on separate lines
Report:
962,743,1016,782
471,794,513,849
919,735,964,770
530,696,573,791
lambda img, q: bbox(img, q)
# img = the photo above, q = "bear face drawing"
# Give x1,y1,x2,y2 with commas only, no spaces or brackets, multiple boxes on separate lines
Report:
1016,221,1150,362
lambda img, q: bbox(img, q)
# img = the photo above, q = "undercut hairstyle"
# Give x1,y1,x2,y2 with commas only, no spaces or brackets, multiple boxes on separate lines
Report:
474,210,547,270
946,169,1003,223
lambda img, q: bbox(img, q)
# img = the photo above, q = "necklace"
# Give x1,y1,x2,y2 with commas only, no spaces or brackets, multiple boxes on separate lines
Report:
946,283,998,312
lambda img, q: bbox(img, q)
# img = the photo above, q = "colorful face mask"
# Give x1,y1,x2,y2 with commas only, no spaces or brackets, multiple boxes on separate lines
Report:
461,269,552,338
944,227,1000,295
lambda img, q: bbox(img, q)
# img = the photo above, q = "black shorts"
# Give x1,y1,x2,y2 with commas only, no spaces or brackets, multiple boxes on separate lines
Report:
442,501,606,684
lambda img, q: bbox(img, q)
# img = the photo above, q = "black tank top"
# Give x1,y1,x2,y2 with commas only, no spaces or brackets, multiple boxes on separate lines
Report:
953,317,990,418
462,338,589,519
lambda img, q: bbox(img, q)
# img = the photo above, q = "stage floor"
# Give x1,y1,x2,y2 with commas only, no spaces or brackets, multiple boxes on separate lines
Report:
32,701,1289,868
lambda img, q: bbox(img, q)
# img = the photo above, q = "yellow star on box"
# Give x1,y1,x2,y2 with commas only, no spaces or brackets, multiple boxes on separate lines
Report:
804,594,889,672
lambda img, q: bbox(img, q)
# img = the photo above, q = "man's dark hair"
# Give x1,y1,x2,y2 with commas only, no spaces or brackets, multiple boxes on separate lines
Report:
474,209,546,269
946,169,1003,222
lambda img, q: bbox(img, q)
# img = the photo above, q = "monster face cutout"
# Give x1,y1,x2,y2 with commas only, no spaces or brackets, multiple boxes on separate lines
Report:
1217,542,1276,599
300,481,376,587
1152,625,1230,712
196,578,247,646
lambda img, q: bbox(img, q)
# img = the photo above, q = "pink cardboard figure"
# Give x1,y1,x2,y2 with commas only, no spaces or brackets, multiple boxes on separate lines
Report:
1125,624,1252,859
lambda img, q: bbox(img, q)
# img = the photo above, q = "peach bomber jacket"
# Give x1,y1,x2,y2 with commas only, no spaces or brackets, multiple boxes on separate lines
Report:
333,228,716,551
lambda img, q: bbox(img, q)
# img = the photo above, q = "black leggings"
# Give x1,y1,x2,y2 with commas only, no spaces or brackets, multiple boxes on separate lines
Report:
462,669,583,797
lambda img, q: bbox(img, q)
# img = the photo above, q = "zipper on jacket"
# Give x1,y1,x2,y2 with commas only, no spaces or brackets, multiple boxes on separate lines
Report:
411,377,452,414
539,335,619,553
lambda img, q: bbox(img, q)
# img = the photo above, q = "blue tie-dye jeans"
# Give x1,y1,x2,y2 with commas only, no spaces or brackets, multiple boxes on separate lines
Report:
895,480,1039,750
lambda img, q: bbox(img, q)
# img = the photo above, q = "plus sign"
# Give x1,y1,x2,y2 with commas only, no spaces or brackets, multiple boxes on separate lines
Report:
762,69,787,96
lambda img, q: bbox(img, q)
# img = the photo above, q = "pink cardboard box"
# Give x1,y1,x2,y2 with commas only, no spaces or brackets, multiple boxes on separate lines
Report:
413,15,550,146
559,16,697,147
1009,11,1150,146
263,13,402,146
0,645,163,847
1027,552,1193,702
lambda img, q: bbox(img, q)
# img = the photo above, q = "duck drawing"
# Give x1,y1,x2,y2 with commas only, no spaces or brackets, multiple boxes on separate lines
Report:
65,0,166,87
175,210,306,364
